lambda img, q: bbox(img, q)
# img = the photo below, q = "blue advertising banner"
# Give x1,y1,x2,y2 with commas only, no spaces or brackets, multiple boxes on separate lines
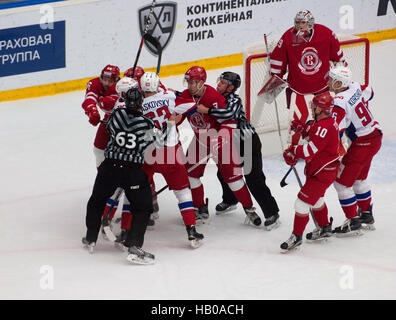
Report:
0,20,65,77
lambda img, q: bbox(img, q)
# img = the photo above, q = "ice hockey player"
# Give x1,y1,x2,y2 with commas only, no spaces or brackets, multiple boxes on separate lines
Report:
197,71,280,230
177,66,261,226
139,71,204,248
81,65,121,231
281,91,340,251
328,66,382,235
82,87,167,265
268,10,347,145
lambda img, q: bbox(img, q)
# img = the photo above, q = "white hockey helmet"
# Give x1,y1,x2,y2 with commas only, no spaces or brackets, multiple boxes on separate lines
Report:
328,66,352,89
294,10,315,32
140,72,160,92
116,77,139,96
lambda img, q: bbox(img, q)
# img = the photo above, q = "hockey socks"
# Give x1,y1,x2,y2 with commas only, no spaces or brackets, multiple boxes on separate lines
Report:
178,201,196,226
228,180,253,208
293,212,310,236
339,196,359,219
312,204,329,227
190,184,205,208
121,204,133,230
174,188,196,225
356,191,372,212
102,198,119,220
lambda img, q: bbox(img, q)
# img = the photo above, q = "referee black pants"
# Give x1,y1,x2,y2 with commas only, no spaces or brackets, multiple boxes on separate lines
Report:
217,132,279,219
85,159,153,247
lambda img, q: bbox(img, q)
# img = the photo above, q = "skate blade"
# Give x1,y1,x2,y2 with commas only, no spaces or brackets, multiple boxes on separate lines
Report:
215,205,237,215
103,226,117,242
151,212,159,220
243,216,262,228
190,239,203,249
361,224,375,231
264,220,281,231
126,254,155,265
114,242,128,252
306,236,331,243
280,245,301,254
334,229,364,238
83,244,95,254
195,218,210,226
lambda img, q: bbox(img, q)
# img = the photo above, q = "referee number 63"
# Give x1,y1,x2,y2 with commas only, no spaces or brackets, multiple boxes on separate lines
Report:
116,132,136,149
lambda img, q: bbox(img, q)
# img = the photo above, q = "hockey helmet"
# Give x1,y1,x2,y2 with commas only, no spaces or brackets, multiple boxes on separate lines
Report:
329,66,352,89
101,64,120,81
125,88,143,112
218,71,241,91
311,91,334,114
124,66,145,80
140,72,160,92
116,77,139,97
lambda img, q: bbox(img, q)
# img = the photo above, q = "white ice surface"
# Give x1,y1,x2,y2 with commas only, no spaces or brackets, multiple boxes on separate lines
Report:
1,40,396,300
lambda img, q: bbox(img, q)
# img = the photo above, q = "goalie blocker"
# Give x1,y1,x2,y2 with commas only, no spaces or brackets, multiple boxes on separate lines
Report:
257,74,288,105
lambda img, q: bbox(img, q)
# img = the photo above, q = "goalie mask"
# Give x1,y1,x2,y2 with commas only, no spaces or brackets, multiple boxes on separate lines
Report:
125,88,143,112
140,72,160,92
294,10,315,38
329,66,352,89
218,72,241,92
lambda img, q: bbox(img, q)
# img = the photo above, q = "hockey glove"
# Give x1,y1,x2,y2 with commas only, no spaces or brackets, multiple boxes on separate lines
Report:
85,105,100,126
290,120,311,138
283,147,297,167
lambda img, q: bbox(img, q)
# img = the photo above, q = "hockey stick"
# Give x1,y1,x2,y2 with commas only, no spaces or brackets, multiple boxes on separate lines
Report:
264,34,284,151
152,152,213,198
131,0,158,76
280,166,293,187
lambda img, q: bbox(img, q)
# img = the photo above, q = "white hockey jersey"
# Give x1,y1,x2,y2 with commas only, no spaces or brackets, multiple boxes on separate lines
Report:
142,90,179,147
333,81,380,140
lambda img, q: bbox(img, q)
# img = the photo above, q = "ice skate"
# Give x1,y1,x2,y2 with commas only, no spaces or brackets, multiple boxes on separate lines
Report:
82,237,96,254
147,214,156,230
333,217,363,237
306,218,333,241
358,204,375,230
152,201,159,220
195,203,209,225
114,229,128,251
264,213,280,231
244,206,262,226
186,225,204,249
126,246,155,265
215,201,237,215
280,233,302,252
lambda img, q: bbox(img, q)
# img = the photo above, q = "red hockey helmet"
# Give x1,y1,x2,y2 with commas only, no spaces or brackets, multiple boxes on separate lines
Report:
311,91,334,114
184,66,207,83
101,65,120,81
124,66,145,80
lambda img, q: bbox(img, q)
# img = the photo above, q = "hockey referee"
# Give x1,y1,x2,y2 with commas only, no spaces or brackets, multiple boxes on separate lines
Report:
197,72,280,230
82,87,168,264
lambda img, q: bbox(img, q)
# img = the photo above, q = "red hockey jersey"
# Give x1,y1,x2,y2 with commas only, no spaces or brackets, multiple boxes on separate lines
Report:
291,117,340,176
82,77,118,120
270,24,345,95
179,85,236,134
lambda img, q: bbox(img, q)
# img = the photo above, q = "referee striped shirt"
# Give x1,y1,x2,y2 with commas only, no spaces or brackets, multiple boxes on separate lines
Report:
208,92,256,140
105,107,165,164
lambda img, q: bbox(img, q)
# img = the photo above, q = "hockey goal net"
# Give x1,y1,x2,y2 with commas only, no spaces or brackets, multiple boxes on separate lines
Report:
241,35,370,134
